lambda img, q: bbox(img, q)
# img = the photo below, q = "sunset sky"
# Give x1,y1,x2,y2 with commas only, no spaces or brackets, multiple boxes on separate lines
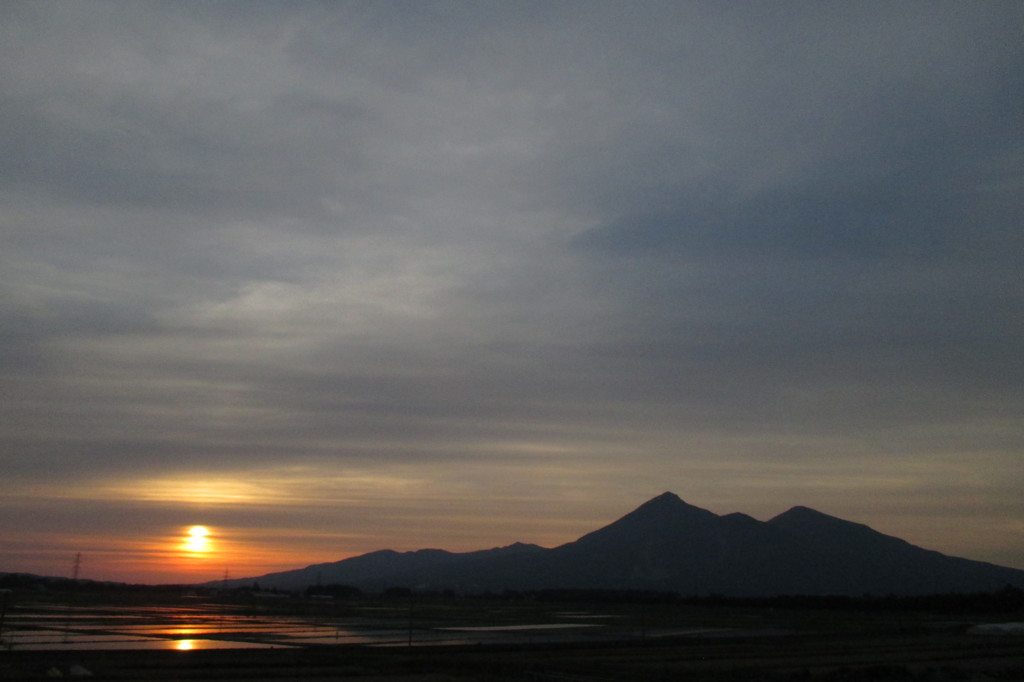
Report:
2,1,1022,585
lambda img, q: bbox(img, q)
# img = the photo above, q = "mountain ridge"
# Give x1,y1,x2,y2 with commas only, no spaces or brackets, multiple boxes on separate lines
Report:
214,494,1024,596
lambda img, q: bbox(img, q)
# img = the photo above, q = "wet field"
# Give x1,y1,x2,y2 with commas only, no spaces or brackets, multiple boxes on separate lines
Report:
2,593,790,651
2,593,1023,680
0,598,730,651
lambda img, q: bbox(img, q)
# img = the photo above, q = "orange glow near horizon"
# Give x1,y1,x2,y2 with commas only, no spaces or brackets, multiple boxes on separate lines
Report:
1,522,377,585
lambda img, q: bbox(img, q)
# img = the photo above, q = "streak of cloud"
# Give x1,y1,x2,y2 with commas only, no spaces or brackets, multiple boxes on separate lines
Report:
1,1,1022,582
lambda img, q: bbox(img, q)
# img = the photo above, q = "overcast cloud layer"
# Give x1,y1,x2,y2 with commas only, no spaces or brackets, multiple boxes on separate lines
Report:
2,1,1023,583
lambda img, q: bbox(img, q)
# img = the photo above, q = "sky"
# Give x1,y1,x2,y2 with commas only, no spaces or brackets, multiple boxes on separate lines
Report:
1,1,1023,585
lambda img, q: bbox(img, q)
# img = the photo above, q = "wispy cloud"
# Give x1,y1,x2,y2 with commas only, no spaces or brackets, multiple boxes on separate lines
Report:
2,1,1022,581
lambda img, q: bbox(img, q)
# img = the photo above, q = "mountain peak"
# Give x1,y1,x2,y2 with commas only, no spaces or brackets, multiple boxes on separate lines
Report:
773,505,824,520
603,492,714,528
217,494,1024,596
644,491,684,506
568,492,717,549
770,505,851,526
642,491,717,515
768,505,884,541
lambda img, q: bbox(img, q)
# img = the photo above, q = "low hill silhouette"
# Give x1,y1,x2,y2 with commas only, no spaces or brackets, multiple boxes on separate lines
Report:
216,493,1024,596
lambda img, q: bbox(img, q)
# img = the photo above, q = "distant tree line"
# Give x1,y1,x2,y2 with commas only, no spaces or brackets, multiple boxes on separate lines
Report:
273,584,1024,613
450,586,1024,613
3,571,1021,614
305,583,364,599
0,572,143,591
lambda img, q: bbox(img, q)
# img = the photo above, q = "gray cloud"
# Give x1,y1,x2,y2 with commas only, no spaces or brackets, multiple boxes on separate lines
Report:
1,1,1023,580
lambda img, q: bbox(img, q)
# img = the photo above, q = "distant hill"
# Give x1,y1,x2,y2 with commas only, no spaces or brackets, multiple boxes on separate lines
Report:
215,493,1024,596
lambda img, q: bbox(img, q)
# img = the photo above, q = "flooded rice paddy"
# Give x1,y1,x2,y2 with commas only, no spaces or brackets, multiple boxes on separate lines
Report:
4,595,1022,682
1,599,723,651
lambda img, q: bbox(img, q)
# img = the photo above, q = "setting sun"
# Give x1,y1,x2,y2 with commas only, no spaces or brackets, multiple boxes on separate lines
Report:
183,525,212,554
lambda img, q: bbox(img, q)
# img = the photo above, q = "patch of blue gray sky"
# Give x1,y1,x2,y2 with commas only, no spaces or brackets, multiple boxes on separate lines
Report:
1,1,1022,579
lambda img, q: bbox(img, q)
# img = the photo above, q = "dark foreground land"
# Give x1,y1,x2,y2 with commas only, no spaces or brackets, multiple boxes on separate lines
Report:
4,630,1024,681
3,587,1024,681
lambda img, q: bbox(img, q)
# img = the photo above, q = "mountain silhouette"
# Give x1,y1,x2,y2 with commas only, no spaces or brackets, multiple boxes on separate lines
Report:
218,493,1024,596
